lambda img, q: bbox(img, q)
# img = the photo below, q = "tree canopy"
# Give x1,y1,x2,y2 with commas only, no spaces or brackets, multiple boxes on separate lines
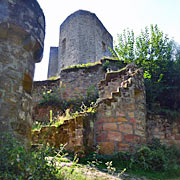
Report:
113,25,180,119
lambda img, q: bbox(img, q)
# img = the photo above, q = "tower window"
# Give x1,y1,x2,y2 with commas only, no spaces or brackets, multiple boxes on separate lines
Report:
62,38,66,54
102,41,106,52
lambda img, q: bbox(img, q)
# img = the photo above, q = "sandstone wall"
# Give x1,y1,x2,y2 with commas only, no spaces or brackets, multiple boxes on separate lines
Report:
33,59,124,105
32,78,60,105
147,114,180,146
95,64,146,154
32,61,180,155
0,0,45,147
59,63,104,100
32,113,95,155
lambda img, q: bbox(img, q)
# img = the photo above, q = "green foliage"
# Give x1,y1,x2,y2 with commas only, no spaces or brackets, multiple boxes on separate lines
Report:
0,134,59,179
79,140,180,179
116,138,180,172
32,121,43,131
101,60,125,72
113,24,180,118
62,61,101,70
0,134,91,180
102,60,110,71
39,85,98,114
40,89,60,106
48,76,60,80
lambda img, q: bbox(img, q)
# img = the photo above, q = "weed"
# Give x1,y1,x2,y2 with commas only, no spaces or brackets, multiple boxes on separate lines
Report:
62,61,101,71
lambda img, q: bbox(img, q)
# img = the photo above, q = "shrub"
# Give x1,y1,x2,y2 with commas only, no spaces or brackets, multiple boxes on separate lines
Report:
0,134,59,179
117,138,180,171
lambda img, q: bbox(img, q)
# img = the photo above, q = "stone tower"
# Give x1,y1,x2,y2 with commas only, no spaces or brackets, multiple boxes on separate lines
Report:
48,10,113,78
0,0,45,146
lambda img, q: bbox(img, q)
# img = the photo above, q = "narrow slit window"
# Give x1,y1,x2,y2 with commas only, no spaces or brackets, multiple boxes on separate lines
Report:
62,38,66,54
102,41,106,52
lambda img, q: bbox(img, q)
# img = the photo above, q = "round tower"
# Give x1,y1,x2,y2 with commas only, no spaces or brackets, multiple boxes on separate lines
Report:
0,0,45,147
58,10,113,71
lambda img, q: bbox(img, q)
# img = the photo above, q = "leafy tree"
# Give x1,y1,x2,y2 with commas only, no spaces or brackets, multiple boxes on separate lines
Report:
113,25,180,118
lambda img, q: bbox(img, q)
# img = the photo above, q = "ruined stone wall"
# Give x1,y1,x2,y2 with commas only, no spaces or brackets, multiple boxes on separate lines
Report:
0,0,45,147
32,113,95,155
32,61,180,154
32,78,60,105
147,114,180,146
95,64,146,154
57,10,113,73
59,63,105,100
33,59,124,105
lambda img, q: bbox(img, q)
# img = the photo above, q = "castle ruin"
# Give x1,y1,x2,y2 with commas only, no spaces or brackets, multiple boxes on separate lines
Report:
1,2,180,155
32,10,180,155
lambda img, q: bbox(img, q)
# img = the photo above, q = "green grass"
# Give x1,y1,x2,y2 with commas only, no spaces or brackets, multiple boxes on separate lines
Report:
62,61,101,71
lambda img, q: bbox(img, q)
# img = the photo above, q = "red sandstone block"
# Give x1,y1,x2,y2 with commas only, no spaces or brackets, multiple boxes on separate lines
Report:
96,124,103,131
103,123,117,131
117,117,128,122
175,135,180,140
128,112,135,118
118,143,130,151
124,134,141,143
119,123,133,134
75,138,83,146
97,117,116,124
124,104,135,111
107,131,122,142
96,131,107,142
97,117,128,124
98,142,115,155
129,118,136,124
116,111,126,117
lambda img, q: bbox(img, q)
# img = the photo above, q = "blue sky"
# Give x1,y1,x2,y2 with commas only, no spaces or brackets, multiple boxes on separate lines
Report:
35,0,180,81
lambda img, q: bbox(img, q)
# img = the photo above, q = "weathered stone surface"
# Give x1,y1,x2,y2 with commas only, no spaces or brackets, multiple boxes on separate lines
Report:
146,114,180,146
107,131,122,142
98,142,115,155
0,0,45,147
95,64,146,154
32,113,95,155
33,59,123,102
103,123,118,131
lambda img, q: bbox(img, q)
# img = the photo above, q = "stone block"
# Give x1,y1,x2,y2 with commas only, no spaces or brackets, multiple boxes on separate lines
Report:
175,135,180,140
103,123,117,131
98,142,115,155
116,111,126,117
118,143,130,151
118,123,133,134
105,110,112,117
96,123,103,131
107,131,122,142
123,104,135,111
128,112,135,118
134,129,145,137
96,131,107,142
124,134,141,144
117,117,128,122
75,137,83,146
